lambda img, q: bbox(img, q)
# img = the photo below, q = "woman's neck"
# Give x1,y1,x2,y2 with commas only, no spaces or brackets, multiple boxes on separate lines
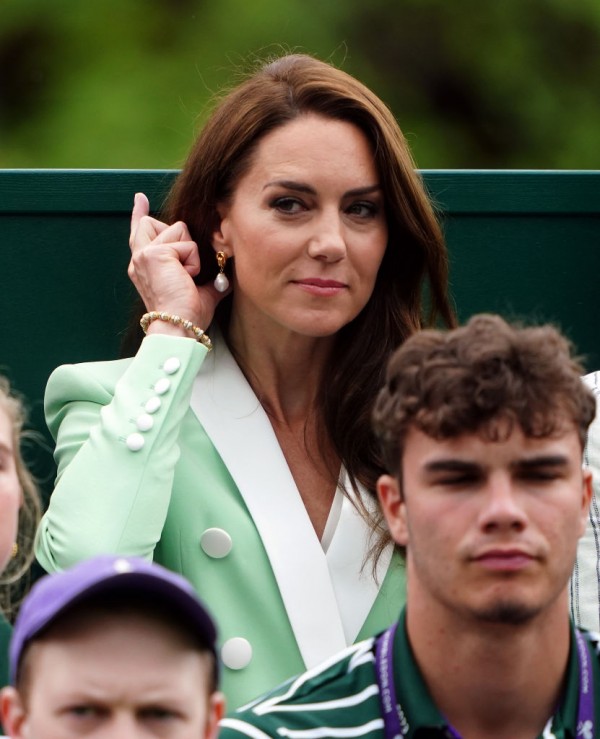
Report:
228,314,335,425
228,313,340,539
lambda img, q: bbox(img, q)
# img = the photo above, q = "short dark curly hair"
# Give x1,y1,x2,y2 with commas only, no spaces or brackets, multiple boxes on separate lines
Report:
373,314,596,479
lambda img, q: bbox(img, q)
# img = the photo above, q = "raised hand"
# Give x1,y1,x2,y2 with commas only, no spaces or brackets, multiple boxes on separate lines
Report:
128,193,228,336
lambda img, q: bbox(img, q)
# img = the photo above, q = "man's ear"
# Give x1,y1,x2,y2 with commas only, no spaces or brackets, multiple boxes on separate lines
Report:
1,686,28,739
376,474,408,547
579,468,593,538
207,691,226,739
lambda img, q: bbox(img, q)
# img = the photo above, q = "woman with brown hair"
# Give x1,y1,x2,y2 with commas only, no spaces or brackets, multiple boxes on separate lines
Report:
0,377,41,685
36,53,455,707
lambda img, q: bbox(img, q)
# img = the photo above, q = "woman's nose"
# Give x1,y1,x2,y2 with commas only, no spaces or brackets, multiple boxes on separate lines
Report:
307,211,346,262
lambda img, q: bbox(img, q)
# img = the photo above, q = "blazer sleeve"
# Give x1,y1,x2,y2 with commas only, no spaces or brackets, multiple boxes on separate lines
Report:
35,334,208,572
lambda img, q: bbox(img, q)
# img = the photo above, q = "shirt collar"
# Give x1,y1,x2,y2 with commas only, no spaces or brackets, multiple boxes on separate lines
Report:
550,622,581,737
392,609,448,737
391,611,588,738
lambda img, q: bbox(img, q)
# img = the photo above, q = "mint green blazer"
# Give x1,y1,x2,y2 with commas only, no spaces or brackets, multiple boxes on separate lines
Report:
36,334,406,709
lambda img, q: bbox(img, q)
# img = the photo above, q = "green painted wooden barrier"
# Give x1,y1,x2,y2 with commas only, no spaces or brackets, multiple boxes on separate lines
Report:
1,169,599,501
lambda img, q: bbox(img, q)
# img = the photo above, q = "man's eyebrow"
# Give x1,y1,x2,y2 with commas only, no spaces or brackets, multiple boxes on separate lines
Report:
263,180,382,198
423,455,572,474
514,455,571,469
423,459,481,474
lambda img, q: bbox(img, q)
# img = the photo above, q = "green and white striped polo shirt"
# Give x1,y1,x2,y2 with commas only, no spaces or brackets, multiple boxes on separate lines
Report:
220,609,600,738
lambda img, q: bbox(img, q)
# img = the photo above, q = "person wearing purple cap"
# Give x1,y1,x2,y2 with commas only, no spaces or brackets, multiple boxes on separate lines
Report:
0,555,225,738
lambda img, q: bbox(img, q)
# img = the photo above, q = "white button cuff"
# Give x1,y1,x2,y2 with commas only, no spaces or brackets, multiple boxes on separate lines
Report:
136,413,154,432
154,378,171,395
145,396,162,414
126,433,145,451
163,357,181,375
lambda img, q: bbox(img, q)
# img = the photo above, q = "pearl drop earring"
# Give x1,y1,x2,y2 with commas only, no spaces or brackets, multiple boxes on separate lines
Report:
214,251,230,293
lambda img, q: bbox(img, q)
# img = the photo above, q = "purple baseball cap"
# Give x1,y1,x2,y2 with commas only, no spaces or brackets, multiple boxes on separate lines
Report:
9,555,218,685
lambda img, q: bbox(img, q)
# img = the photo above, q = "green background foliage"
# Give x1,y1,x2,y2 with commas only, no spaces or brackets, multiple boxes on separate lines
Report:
2,0,600,169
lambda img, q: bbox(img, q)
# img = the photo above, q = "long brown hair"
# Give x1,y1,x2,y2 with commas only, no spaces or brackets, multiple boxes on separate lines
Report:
125,53,456,550
0,378,41,619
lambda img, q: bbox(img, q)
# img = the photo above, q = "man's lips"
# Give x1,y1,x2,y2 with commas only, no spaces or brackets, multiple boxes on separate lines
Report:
473,549,536,571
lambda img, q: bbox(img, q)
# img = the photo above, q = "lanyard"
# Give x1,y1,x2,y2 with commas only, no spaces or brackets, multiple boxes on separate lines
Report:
375,622,595,739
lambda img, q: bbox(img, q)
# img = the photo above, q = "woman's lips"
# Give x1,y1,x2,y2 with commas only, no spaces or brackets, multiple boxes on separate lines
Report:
293,278,347,295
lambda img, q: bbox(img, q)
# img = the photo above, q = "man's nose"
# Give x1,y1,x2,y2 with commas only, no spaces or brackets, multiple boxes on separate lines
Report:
478,475,528,533
98,713,145,739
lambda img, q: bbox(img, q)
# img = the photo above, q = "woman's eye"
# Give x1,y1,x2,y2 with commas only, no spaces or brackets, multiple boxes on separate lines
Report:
346,201,378,218
271,197,305,214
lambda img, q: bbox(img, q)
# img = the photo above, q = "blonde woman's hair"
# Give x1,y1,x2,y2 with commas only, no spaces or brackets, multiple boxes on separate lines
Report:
0,377,41,618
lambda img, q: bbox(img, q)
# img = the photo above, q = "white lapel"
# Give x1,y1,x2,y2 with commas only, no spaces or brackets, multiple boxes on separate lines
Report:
190,335,348,667
325,478,394,644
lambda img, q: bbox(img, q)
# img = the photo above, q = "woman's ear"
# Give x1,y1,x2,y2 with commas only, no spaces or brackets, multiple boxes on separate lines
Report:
211,203,230,253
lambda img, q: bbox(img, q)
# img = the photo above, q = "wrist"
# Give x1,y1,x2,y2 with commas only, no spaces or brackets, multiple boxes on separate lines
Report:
140,312,212,350
145,321,190,339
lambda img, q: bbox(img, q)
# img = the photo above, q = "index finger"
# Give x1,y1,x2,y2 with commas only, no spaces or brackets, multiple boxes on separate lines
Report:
130,192,150,240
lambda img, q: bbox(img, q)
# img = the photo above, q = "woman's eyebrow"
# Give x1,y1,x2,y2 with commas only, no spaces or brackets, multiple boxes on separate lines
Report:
263,180,315,194
344,184,382,197
263,180,382,197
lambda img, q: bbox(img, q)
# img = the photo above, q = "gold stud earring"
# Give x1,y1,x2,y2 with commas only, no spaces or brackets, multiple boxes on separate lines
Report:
11,542,18,558
214,251,230,293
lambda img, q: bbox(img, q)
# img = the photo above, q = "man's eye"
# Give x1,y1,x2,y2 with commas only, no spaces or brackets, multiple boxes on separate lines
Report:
140,706,178,721
436,474,479,487
522,469,561,481
67,705,103,719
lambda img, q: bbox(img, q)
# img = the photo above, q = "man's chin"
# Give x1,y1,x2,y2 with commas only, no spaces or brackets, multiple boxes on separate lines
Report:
473,601,541,626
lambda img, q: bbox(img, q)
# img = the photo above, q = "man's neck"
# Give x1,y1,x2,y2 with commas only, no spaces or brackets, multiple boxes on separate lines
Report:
405,599,571,739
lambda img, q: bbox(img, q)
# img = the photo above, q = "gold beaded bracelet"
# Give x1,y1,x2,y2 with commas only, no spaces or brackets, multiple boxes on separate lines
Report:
140,311,213,351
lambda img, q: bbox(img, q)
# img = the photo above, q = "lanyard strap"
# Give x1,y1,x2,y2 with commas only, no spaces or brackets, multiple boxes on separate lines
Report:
574,629,595,738
375,623,595,739
375,621,403,739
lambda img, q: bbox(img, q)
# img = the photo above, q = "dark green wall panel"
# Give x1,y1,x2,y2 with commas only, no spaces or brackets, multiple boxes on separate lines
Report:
1,170,599,500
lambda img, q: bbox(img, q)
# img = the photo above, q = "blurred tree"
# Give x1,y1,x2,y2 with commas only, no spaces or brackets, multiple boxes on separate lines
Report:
1,0,599,168
334,0,600,167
